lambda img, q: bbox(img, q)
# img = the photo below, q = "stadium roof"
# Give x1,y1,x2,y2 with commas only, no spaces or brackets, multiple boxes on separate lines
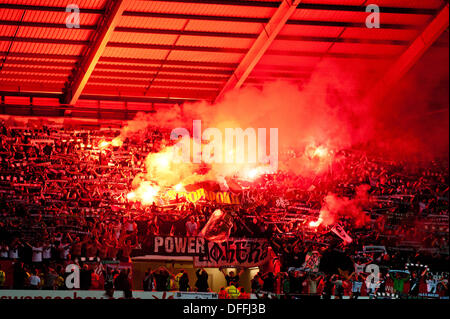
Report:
0,0,448,120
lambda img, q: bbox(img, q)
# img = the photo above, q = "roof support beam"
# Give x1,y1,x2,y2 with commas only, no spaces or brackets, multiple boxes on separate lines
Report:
216,0,299,100
0,60,74,68
0,34,410,46
106,43,398,58
0,53,236,68
139,1,439,15
0,36,89,46
0,91,63,99
0,91,200,104
0,20,96,30
99,57,237,69
0,13,424,31
63,0,130,105
1,66,230,80
95,65,233,75
373,4,449,101
296,3,438,15
0,52,80,61
122,12,420,30
143,0,280,7
0,2,438,15
0,4,103,14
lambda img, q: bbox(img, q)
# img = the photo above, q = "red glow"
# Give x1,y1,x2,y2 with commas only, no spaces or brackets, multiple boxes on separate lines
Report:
99,140,110,149
309,218,323,228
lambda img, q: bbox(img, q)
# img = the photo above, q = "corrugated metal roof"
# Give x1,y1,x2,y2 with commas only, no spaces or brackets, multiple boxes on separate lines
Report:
291,9,432,25
0,0,106,10
127,1,277,19
101,47,171,60
117,16,188,30
185,20,265,34
175,35,255,49
341,28,419,41
110,31,179,45
167,50,245,63
0,0,447,117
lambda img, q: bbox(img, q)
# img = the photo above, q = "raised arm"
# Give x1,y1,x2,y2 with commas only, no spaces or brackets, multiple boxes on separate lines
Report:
219,267,227,276
23,240,32,248
420,267,428,277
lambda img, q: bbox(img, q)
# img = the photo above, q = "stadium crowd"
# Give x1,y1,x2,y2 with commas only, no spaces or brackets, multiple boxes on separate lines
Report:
0,119,448,299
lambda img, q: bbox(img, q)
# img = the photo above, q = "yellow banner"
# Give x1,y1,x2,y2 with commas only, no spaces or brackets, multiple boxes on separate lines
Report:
166,188,240,205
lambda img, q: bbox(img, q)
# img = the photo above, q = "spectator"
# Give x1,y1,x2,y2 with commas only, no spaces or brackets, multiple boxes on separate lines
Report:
153,266,172,292
322,275,333,299
114,269,132,299
42,241,53,263
104,267,115,297
0,267,5,288
43,267,59,290
306,273,322,295
332,275,344,299
13,262,28,289
251,273,262,293
238,287,251,299
185,216,198,237
220,267,244,287
409,268,428,297
29,270,41,289
0,244,9,259
261,272,275,293
218,287,229,299
225,284,240,299
80,264,92,290
143,268,154,291
391,271,410,298
195,268,209,292
176,270,190,292
349,273,364,299
281,273,290,295
8,240,21,260
29,242,43,264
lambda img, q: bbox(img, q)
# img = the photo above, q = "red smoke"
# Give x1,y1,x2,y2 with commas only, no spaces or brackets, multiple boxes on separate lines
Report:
316,184,372,228
116,49,448,199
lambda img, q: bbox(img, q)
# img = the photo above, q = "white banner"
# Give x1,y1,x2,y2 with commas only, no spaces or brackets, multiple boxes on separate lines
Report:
174,292,218,299
0,290,218,300
331,224,353,244
363,245,387,254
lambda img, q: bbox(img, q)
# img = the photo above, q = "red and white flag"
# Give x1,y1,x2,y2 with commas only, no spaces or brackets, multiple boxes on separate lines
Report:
199,209,233,243
94,262,105,275
331,224,353,244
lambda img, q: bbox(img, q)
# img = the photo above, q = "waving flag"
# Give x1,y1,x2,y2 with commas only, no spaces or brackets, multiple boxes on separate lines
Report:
331,224,353,244
199,209,234,243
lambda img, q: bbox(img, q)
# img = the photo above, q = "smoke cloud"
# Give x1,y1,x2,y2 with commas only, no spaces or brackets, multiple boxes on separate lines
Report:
317,184,372,227
118,51,448,195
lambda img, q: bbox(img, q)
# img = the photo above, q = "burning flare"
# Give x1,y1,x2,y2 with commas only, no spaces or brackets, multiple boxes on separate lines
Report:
127,182,160,206
309,218,323,228
99,140,110,149
112,137,123,147
174,183,184,191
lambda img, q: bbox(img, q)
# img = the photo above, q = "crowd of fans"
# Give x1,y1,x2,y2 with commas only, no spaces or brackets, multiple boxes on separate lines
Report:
0,119,448,299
